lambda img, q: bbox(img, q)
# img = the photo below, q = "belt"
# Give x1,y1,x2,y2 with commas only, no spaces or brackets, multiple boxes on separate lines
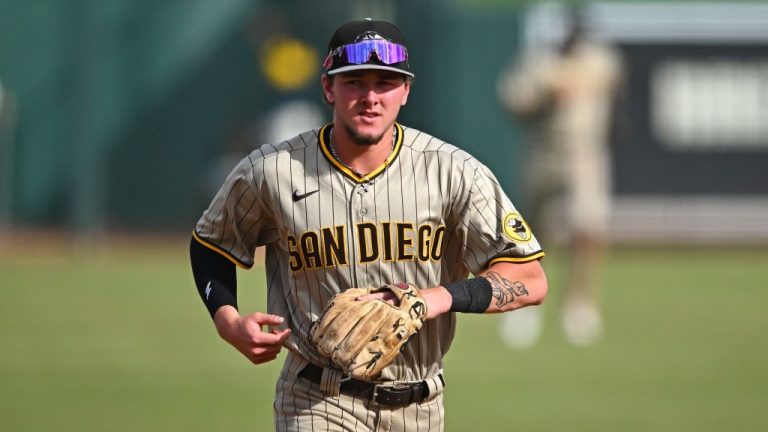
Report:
298,363,442,407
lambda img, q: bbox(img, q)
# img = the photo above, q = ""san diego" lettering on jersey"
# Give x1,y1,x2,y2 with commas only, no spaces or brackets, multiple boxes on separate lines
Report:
287,222,446,271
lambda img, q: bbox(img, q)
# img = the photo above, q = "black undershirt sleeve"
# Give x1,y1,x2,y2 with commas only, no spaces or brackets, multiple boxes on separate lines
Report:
189,236,238,318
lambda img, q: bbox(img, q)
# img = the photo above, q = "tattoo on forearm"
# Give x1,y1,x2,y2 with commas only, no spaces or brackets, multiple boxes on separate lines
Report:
485,271,529,308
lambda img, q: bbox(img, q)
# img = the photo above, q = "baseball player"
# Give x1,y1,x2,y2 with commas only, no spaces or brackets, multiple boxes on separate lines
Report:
190,18,547,431
497,13,622,347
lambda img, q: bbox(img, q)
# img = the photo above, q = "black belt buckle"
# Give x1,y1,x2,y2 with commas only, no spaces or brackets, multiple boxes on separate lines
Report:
371,383,387,406
372,382,424,407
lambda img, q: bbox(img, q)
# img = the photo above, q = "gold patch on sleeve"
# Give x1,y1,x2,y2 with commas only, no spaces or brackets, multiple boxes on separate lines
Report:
502,212,533,242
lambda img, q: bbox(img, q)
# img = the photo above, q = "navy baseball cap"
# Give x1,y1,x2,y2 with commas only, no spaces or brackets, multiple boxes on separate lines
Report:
323,18,414,78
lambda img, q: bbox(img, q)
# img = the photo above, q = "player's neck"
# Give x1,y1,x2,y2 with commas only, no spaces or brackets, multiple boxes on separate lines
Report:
329,125,396,176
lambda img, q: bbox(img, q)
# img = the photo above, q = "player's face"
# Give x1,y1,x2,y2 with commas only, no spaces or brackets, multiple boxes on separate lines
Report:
323,70,410,146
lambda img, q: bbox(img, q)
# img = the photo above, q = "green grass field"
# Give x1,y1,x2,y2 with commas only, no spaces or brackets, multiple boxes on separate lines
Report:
2,238,767,431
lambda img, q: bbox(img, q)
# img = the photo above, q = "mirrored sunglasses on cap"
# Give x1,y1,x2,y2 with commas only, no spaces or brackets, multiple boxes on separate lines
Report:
324,39,408,68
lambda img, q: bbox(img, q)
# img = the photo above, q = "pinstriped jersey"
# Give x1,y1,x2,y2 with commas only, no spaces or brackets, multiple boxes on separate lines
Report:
194,123,544,381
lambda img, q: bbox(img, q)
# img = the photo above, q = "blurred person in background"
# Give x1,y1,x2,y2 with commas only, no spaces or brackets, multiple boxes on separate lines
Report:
496,12,622,348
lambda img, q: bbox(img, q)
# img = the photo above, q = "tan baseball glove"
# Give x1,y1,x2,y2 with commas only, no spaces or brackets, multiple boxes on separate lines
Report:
309,283,427,381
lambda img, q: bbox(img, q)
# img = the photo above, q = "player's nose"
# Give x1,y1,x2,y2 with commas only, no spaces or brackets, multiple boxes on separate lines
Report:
359,87,379,105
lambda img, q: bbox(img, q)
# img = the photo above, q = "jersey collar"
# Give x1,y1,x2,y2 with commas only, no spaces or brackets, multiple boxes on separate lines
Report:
319,122,404,183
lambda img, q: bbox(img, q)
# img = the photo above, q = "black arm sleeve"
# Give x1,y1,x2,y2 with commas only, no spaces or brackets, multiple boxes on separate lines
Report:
190,236,238,318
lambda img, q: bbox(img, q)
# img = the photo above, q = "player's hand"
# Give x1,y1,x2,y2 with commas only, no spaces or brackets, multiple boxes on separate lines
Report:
214,306,291,364
358,285,452,320
356,289,400,305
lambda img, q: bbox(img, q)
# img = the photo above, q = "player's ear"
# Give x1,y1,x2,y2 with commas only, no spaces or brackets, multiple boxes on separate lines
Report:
321,74,335,105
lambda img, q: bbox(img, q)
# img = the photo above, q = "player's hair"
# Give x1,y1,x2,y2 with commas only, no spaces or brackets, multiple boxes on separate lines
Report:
321,74,336,107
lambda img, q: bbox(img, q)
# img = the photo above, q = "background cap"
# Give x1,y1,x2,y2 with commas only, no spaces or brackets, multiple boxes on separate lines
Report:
324,18,414,77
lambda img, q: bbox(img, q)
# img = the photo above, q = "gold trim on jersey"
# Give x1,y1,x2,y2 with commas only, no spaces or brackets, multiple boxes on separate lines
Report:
192,230,253,269
489,251,546,265
318,122,404,183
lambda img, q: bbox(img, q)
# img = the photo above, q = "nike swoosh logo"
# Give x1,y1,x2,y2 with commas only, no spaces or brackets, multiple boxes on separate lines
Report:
292,189,319,202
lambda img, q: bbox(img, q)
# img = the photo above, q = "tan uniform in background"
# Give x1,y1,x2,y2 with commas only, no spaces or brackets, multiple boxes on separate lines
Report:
497,34,622,348
498,40,621,238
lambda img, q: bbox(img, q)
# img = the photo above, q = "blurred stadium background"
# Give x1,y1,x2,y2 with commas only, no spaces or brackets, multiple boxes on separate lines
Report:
1,0,767,431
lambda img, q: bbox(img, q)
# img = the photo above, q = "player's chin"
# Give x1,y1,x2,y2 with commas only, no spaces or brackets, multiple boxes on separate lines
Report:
351,134,381,146
351,125,386,145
